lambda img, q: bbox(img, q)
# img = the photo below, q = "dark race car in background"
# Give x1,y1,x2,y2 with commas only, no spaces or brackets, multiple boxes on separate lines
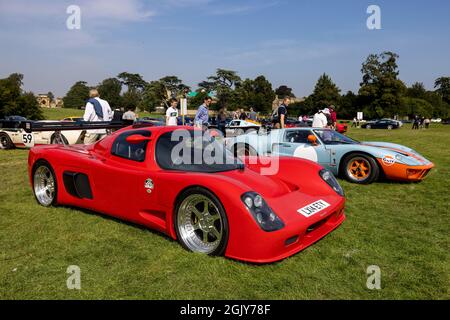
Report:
361,119,402,130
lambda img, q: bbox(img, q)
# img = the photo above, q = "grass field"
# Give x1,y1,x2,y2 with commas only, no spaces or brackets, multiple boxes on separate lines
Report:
0,121,449,299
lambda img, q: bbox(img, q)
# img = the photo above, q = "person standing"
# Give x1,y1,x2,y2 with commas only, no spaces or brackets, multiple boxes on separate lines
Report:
122,107,137,121
273,97,289,129
352,117,357,128
424,118,431,129
312,109,328,128
249,108,257,121
322,108,333,128
216,108,227,136
329,105,337,129
166,98,179,126
194,96,212,129
83,89,113,144
239,109,248,120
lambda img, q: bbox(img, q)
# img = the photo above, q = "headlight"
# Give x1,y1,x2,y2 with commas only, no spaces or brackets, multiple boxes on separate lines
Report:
319,169,344,197
241,192,285,232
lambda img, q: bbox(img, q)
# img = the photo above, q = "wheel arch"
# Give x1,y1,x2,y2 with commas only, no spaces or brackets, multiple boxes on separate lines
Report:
171,185,227,239
338,150,384,178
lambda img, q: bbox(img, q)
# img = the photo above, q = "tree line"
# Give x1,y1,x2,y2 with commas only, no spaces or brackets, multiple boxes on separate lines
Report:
1,51,449,120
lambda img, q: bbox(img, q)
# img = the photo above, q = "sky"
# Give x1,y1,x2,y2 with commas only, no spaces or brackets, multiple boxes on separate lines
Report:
0,0,449,98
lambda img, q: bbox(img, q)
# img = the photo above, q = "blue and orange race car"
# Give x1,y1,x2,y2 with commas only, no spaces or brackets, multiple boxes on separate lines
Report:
228,128,434,184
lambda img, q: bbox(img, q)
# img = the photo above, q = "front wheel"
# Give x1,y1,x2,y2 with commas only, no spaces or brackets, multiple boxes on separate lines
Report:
366,125,372,129
174,188,229,256
32,160,57,206
342,153,379,184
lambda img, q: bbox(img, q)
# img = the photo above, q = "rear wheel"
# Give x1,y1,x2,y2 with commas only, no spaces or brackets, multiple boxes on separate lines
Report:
366,124,372,129
174,188,229,256
0,132,14,149
51,134,69,145
342,153,379,184
32,160,57,206
234,143,258,158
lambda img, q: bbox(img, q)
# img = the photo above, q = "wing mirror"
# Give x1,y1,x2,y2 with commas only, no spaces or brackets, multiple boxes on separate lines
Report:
308,134,318,145
126,134,152,144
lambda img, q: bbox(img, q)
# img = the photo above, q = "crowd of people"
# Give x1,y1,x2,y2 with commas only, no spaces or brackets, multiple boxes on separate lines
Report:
82,89,435,147
412,116,431,130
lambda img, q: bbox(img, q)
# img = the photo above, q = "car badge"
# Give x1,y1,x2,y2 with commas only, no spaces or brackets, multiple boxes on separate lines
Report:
145,178,154,193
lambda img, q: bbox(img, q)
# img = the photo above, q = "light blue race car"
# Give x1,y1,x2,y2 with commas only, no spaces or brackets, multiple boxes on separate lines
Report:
226,128,434,184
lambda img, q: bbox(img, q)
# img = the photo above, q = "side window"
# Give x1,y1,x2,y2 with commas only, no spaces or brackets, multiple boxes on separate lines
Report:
111,130,151,162
230,121,239,127
284,130,311,143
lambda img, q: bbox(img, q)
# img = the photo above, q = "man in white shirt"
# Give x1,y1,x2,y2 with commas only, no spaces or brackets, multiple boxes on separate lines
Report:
83,89,113,144
122,107,137,121
166,98,179,126
312,110,328,128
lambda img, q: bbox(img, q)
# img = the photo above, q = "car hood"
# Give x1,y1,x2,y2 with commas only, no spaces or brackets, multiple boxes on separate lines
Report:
361,141,432,165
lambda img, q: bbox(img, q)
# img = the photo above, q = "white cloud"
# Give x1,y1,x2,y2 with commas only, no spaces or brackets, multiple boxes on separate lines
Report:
0,0,156,22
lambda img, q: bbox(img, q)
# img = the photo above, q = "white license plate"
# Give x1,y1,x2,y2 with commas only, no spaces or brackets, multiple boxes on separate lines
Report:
297,200,331,218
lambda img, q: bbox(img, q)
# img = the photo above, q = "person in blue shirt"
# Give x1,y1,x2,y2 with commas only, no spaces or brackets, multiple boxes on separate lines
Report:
194,97,212,129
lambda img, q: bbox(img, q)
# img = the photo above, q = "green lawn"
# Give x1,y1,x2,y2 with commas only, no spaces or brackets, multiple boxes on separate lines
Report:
0,125,449,299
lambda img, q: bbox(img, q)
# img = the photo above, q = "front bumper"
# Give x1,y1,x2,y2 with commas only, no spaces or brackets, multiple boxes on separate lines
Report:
377,160,434,181
225,199,346,264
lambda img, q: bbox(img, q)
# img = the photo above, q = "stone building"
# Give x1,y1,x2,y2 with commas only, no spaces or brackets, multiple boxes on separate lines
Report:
36,94,64,108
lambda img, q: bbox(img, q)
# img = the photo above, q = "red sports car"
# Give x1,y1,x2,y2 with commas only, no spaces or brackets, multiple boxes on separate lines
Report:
28,125,346,263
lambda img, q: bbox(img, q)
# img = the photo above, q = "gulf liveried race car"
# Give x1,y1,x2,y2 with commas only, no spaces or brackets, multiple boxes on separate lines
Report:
28,125,346,263
227,128,434,184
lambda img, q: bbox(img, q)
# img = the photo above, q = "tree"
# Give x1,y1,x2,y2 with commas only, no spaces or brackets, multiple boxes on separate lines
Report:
141,81,167,112
117,72,147,92
0,73,43,120
407,82,427,100
275,85,295,98
159,76,190,98
98,78,122,109
63,81,90,109
237,76,275,113
359,51,406,118
339,91,359,119
401,97,433,118
47,91,54,103
434,77,450,104
200,69,242,110
309,73,341,110
117,72,147,111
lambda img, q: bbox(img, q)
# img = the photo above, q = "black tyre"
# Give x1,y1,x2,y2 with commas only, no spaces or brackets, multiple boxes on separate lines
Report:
341,153,379,184
366,124,372,129
51,134,69,145
234,143,258,158
174,187,229,256
32,160,58,207
0,132,14,149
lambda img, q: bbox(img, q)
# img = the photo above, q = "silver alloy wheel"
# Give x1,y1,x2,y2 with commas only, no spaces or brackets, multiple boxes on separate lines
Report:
33,166,56,206
177,194,223,254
